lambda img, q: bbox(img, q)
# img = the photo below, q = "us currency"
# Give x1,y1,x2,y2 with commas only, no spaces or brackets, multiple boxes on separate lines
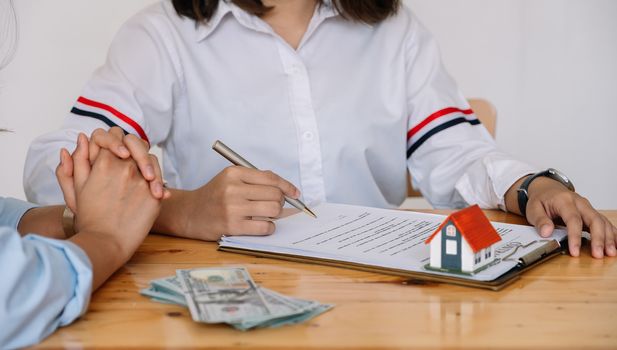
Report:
177,267,276,324
144,267,334,329
230,289,329,330
141,284,332,330
151,276,183,295
140,285,187,306
224,287,316,330
232,303,334,331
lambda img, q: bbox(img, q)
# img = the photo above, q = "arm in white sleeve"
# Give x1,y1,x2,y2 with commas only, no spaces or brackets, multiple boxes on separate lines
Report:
0,229,93,348
24,7,180,204
403,12,538,210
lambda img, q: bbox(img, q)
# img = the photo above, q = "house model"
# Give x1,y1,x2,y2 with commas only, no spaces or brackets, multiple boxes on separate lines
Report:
425,205,502,274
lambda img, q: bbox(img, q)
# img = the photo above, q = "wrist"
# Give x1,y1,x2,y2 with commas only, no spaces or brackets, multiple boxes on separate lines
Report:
77,227,134,261
152,188,193,237
527,176,566,196
504,175,530,215
17,206,66,239
515,168,575,217
69,231,131,290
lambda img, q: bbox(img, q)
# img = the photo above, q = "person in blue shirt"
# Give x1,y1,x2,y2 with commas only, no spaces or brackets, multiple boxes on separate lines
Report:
0,128,167,348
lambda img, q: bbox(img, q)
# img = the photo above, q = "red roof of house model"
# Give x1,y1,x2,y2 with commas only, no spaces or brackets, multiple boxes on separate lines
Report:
424,205,501,252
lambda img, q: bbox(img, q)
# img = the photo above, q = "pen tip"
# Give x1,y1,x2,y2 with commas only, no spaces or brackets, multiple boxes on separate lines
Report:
304,208,317,219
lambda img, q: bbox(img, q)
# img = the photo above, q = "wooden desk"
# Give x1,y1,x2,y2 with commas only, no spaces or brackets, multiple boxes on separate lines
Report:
37,210,617,349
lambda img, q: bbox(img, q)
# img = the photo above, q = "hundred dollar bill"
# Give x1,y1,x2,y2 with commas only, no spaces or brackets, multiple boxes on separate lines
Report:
177,267,274,324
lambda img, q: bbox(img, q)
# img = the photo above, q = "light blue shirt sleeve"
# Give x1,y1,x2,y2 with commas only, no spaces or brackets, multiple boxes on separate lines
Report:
0,198,93,348
0,196,38,229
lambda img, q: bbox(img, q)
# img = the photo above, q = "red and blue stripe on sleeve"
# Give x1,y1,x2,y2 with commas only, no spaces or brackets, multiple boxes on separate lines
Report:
406,107,480,158
70,96,150,144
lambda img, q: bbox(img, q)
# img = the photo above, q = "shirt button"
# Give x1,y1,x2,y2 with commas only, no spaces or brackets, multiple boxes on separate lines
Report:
303,131,314,140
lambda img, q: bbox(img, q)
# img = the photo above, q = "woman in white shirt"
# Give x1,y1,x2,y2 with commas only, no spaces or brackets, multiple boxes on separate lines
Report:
24,0,616,258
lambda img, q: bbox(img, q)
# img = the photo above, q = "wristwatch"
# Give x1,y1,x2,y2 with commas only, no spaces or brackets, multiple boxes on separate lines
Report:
517,168,575,216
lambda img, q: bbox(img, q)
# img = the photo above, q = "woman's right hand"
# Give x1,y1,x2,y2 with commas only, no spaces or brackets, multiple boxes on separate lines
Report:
177,166,301,241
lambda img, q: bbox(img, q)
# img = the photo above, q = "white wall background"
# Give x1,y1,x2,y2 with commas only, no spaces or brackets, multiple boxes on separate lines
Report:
1,0,616,208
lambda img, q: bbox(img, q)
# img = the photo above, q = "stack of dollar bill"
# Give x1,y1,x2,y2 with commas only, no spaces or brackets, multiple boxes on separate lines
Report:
140,266,333,331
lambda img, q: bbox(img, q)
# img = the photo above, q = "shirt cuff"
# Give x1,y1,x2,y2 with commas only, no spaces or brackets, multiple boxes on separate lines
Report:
455,154,539,211
23,235,93,326
0,197,39,230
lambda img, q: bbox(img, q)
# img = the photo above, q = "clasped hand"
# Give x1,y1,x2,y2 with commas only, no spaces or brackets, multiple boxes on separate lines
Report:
55,129,163,256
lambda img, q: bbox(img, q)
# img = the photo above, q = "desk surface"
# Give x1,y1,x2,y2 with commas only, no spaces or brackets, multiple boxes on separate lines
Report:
37,210,617,349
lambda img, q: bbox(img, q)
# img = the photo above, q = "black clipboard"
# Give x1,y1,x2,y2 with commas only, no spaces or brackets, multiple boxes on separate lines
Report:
218,238,567,291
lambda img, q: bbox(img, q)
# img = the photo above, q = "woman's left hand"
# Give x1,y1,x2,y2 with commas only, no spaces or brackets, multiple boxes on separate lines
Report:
521,177,617,258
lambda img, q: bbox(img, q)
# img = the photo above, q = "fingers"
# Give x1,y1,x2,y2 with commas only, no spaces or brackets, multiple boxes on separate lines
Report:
89,127,129,163
525,199,555,238
231,219,276,236
246,200,284,218
58,148,74,177
88,128,164,195
575,198,608,258
219,192,283,222
604,217,616,257
227,167,300,199
108,125,126,139
529,181,616,259
551,198,583,257
72,133,91,193
243,184,286,203
56,148,77,213
611,223,617,257
124,134,155,181
148,154,170,199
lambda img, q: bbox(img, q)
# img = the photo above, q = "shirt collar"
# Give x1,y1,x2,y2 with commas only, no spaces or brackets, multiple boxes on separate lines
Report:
194,0,234,42
319,0,338,19
195,0,340,42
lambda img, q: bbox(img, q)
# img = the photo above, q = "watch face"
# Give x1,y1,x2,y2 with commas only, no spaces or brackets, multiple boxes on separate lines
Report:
549,168,567,181
548,168,575,191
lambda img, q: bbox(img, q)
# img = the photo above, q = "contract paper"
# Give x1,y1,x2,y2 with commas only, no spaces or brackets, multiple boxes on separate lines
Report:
219,203,567,281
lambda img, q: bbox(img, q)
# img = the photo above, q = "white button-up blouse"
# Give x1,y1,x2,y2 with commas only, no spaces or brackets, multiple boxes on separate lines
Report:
25,0,537,209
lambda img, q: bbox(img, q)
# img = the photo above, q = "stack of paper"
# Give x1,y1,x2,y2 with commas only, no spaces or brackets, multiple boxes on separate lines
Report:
219,203,568,283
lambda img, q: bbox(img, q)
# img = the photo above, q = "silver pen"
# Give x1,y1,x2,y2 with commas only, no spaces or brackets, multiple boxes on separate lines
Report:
212,140,317,219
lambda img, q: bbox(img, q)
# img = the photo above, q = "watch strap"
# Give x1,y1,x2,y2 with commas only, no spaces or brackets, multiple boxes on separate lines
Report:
517,171,547,216
517,168,575,216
